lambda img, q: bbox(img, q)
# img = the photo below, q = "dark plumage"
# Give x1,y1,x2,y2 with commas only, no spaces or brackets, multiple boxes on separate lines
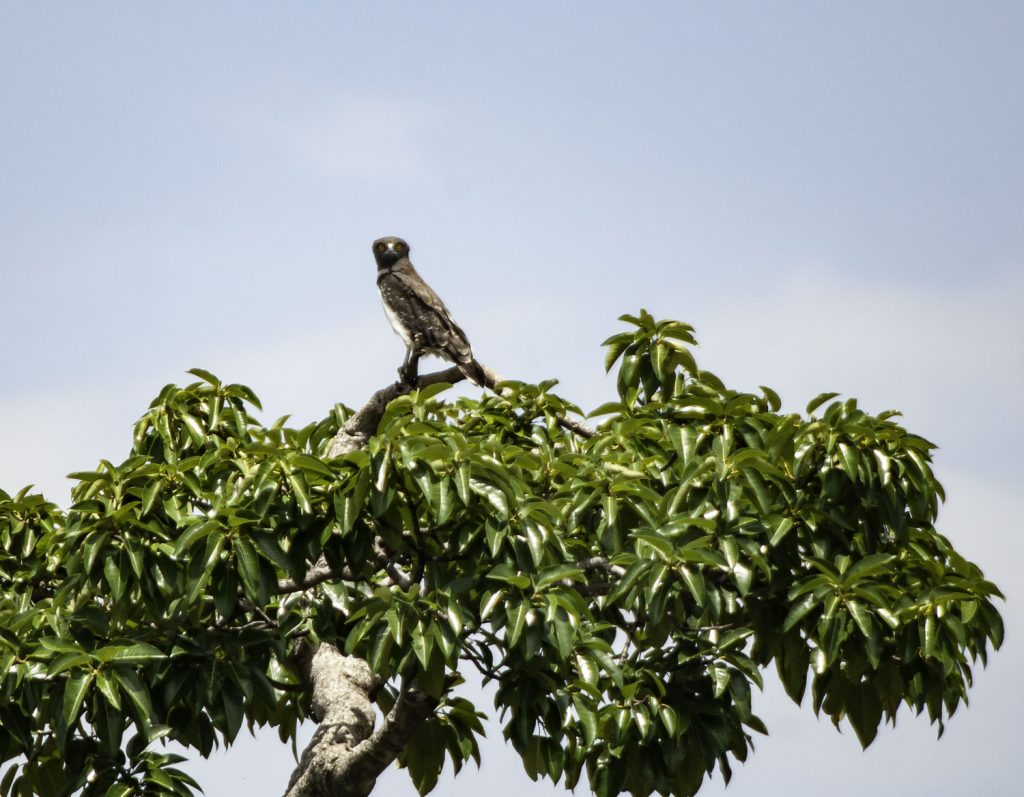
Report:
374,236,487,386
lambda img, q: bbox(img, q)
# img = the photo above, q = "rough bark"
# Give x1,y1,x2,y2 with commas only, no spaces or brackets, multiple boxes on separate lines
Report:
283,646,441,797
326,366,468,457
284,647,378,797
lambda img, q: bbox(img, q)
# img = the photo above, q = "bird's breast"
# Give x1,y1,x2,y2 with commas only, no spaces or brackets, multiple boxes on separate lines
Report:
379,294,414,346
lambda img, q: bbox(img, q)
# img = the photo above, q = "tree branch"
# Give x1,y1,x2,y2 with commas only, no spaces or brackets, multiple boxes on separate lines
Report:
284,646,380,797
277,559,355,593
579,556,627,578
282,648,441,797
557,413,597,439
345,684,439,786
325,360,593,459
287,359,598,795
326,366,467,458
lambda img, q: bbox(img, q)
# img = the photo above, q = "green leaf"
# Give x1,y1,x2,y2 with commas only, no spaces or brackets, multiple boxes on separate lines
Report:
470,478,508,516
416,381,453,403
572,695,598,746
412,622,433,669
846,600,874,638
524,525,544,567
759,385,781,412
535,565,584,591
837,442,860,478
659,320,696,343
575,653,599,686
222,689,244,743
404,719,446,795
226,382,262,410
96,670,122,710
187,367,221,387
103,554,126,600
38,637,86,655
233,536,262,601
506,600,529,647
286,468,312,513
480,590,505,621
141,478,163,516
454,463,471,504
842,554,895,586
741,467,772,514
603,334,631,373
172,519,217,559
680,566,706,606
606,559,650,606
721,536,739,569
660,704,680,737
113,668,155,728
62,671,94,730
95,643,165,665
47,652,92,676
552,616,574,660
733,563,753,596
290,453,336,480
634,532,674,559
618,353,640,393
770,517,795,547
445,602,464,636
783,594,819,632
873,448,892,486
846,682,882,748
588,401,624,418
651,342,669,382
923,614,938,658
806,392,840,415
710,664,730,697
180,413,206,446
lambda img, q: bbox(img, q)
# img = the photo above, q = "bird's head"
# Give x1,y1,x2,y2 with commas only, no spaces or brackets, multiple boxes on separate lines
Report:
373,236,410,269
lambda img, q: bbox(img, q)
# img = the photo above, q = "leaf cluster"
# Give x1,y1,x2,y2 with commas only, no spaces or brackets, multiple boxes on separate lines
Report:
0,316,1004,797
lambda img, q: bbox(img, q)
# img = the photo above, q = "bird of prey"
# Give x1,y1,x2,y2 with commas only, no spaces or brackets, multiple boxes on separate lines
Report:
373,236,487,387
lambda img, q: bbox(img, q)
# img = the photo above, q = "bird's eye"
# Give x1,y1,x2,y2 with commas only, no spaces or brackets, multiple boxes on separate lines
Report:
375,242,385,252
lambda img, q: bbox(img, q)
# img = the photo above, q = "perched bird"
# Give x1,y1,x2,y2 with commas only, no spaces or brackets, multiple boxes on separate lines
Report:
373,236,487,387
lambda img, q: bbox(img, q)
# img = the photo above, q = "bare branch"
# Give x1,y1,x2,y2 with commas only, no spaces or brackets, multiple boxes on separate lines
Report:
555,556,628,597
326,366,465,458
325,361,594,458
383,559,414,590
278,559,355,594
578,556,627,578
557,413,597,439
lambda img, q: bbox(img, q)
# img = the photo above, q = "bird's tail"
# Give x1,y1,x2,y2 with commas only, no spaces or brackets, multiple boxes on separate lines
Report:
459,358,488,388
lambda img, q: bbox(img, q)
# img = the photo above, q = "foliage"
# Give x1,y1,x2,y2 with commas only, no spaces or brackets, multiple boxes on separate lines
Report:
0,312,1004,797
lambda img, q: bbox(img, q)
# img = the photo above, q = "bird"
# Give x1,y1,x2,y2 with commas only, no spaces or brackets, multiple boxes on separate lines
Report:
373,236,487,387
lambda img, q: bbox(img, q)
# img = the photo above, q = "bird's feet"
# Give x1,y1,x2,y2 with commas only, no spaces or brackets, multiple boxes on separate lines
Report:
398,362,419,387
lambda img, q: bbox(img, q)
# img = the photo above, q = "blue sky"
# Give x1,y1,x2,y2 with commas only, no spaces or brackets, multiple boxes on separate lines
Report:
1,3,1022,795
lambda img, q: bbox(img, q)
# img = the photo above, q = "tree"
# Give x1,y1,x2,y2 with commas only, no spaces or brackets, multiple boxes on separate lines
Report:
0,311,1004,797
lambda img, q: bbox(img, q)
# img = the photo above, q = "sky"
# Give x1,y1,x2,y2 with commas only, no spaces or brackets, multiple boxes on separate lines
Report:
1,1,1022,795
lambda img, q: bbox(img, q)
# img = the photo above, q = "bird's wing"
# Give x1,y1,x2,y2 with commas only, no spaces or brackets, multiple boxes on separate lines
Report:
390,263,453,319
390,264,473,355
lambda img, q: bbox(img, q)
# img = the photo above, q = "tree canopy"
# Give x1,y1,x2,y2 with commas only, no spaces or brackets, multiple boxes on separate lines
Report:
0,311,1004,797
